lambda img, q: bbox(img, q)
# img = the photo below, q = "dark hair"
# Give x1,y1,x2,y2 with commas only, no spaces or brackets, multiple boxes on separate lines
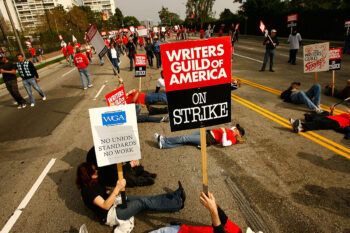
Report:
86,147,97,166
236,124,245,136
76,162,96,189
16,53,23,57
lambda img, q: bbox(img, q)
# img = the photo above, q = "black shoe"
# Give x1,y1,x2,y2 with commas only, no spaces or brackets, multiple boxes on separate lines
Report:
177,181,186,209
142,170,157,178
269,69,275,72
259,69,265,72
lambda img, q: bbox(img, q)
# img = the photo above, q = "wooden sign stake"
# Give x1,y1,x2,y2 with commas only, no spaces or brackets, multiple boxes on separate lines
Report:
314,72,318,83
332,70,336,96
200,127,208,195
139,77,142,91
117,163,127,208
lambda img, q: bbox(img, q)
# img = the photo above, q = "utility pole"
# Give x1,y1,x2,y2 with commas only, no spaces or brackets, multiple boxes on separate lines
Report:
3,0,25,57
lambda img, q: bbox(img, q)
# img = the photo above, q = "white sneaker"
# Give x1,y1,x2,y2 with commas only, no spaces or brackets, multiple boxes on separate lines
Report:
17,105,23,109
292,119,302,133
160,115,169,122
289,118,295,125
83,87,88,90
22,104,27,109
315,108,323,114
30,103,35,107
154,133,163,149
13,101,18,105
88,84,93,88
42,96,46,101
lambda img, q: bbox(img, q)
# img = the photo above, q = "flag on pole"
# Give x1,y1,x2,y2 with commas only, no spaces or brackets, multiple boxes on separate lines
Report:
259,20,266,33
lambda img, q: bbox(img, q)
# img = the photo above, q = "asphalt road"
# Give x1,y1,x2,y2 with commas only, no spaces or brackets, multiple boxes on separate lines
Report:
0,37,349,233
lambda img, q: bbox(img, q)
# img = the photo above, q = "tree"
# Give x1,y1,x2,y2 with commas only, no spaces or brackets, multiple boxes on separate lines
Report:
123,16,140,27
185,0,215,28
219,8,235,21
158,6,183,26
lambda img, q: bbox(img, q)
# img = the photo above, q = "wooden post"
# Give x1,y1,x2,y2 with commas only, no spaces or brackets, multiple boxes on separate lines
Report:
117,163,127,208
332,70,335,96
139,77,142,91
314,72,318,83
200,128,208,195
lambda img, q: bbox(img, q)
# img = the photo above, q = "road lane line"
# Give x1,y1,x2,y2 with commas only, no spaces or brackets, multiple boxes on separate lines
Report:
1,158,56,233
61,68,76,77
93,82,107,100
234,94,350,154
232,95,350,159
236,77,345,115
234,53,263,63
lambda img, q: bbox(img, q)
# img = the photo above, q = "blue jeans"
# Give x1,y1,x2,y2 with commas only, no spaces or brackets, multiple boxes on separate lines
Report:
290,84,321,110
78,68,91,88
111,58,120,73
145,92,167,105
99,57,104,65
155,52,162,68
22,78,45,104
161,131,200,149
150,226,181,233
116,190,183,220
261,49,275,70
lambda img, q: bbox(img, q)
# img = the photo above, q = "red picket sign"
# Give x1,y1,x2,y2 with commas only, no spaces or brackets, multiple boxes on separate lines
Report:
105,86,126,106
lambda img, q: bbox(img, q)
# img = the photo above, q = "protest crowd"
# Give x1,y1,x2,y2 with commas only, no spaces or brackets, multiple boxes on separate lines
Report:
0,11,349,233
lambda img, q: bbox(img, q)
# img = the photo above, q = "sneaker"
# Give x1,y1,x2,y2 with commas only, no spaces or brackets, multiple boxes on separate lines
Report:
269,69,275,72
30,103,35,107
13,101,18,105
315,108,323,114
42,96,46,101
88,84,93,88
289,118,295,125
83,87,88,90
17,105,23,109
292,119,302,133
154,133,163,149
22,104,27,109
160,115,169,122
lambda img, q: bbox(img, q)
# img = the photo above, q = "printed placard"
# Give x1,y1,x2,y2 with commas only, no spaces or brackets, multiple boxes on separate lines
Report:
287,14,298,22
86,25,108,58
89,104,141,167
303,42,330,73
135,54,147,77
160,37,232,131
105,86,126,106
329,48,342,71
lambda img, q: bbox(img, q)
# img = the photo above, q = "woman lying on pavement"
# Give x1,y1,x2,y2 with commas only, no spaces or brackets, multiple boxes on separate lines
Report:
290,111,350,138
126,89,167,105
154,124,245,149
76,162,186,231
150,192,244,233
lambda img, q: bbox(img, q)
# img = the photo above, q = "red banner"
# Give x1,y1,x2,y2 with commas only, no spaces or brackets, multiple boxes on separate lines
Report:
329,48,343,60
105,86,126,106
160,37,232,92
287,14,298,22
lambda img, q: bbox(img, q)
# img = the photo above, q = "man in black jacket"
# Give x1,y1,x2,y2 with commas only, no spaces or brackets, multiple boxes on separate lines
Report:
16,53,46,107
0,56,27,109
260,29,279,72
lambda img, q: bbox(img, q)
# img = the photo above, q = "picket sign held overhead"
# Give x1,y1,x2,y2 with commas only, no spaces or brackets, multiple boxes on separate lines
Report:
105,86,127,106
137,28,148,37
86,25,108,58
134,54,147,77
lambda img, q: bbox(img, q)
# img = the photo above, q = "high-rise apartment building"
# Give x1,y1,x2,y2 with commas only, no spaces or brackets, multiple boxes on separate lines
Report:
81,0,115,16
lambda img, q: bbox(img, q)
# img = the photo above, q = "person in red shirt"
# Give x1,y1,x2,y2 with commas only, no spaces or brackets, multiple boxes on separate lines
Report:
73,48,92,90
290,112,350,135
67,42,75,66
154,124,245,149
125,89,167,105
151,192,242,233
199,28,205,39
29,47,38,63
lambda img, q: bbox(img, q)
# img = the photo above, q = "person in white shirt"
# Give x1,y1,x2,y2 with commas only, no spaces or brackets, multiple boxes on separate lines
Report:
107,42,120,74
155,70,165,93
287,29,302,65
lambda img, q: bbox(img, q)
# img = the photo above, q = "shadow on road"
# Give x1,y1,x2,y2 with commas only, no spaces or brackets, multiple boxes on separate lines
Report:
0,96,82,142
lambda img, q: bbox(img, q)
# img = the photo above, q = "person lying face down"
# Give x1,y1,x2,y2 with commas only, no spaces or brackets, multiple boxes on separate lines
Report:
76,162,186,230
125,89,167,105
154,124,245,149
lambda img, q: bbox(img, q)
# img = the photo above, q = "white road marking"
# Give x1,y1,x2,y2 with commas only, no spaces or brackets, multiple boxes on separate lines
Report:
234,53,263,63
1,158,56,233
61,68,76,77
93,81,108,100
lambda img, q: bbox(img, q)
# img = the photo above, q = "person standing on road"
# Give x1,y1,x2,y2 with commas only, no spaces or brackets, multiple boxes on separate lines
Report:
16,53,46,107
67,42,75,67
153,37,162,69
260,29,279,72
154,125,245,149
287,29,302,65
145,38,154,68
0,56,27,109
281,82,323,113
107,42,120,74
29,47,38,63
126,37,137,71
73,48,92,90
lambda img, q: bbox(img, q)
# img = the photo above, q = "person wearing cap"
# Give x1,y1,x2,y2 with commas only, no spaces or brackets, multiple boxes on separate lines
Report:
281,82,323,113
73,48,92,90
260,29,279,72
154,125,245,149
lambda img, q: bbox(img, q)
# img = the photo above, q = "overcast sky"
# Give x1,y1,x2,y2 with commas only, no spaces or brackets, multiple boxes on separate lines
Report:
116,0,241,22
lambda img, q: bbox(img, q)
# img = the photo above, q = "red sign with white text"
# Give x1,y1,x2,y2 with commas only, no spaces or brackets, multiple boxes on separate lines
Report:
287,14,298,22
329,48,342,60
160,36,232,92
105,86,126,106
135,54,147,66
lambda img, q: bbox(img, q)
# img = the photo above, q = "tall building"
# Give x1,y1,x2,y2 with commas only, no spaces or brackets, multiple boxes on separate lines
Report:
81,0,115,16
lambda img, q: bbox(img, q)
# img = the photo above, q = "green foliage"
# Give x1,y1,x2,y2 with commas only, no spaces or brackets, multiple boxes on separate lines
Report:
158,6,183,26
123,16,140,27
185,0,216,28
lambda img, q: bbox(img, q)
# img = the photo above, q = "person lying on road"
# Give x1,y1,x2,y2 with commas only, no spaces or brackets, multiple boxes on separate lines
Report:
324,79,350,100
290,111,350,138
281,82,323,113
126,89,167,105
135,104,169,123
150,192,243,233
154,124,245,149
76,162,186,230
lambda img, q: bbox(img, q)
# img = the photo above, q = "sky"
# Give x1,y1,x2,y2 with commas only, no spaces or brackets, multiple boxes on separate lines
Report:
116,0,241,23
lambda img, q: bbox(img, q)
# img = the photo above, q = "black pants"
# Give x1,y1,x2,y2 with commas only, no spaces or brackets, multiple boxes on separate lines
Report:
302,115,340,131
147,105,168,115
288,49,298,64
5,80,26,105
147,54,153,67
